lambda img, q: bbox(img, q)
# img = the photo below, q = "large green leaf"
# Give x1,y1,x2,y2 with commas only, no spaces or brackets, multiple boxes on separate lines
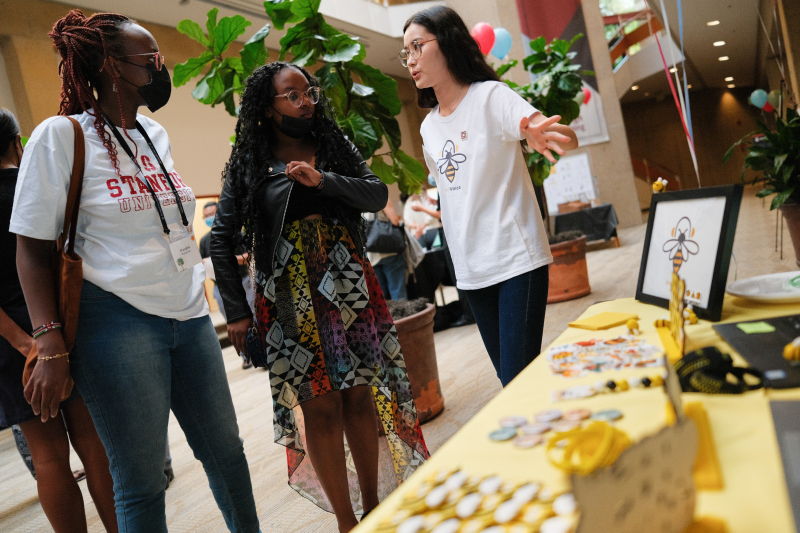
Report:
339,112,379,158
370,155,396,184
279,17,318,59
291,0,321,18
349,63,401,116
214,15,251,56
323,43,362,63
496,59,518,78
177,19,209,47
351,83,375,97
241,23,270,75
173,51,214,87
206,8,218,51
192,62,225,104
771,188,795,210
263,0,302,30
391,150,425,194
529,36,546,53
292,49,316,67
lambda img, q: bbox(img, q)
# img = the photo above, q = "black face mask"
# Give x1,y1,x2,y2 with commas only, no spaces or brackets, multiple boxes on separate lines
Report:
270,107,314,139
118,61,172,112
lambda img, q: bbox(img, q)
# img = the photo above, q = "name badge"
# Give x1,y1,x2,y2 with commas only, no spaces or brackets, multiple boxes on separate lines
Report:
168,226,202,272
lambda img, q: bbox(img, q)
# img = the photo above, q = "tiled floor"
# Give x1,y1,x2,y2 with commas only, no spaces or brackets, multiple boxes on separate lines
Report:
0,186,796,532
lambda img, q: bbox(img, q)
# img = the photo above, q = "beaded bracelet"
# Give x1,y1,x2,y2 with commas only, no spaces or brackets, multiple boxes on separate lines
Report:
37,352,69,362
32,322,63,339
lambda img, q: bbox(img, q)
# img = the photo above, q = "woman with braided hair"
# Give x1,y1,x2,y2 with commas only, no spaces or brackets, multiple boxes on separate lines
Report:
211,62,429,532
11,10,259,532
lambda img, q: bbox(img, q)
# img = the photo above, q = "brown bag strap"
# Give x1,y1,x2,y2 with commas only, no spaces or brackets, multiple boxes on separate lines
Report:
60,117,85,254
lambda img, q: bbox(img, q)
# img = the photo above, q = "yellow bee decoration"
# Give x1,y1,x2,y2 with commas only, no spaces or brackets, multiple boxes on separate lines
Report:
652,177,668,193
654,318,671,328
683,306,698,325
626,319,640,335
784,337,800,363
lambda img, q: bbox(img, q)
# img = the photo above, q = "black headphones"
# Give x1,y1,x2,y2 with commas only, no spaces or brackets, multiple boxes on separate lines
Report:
674,347,764,394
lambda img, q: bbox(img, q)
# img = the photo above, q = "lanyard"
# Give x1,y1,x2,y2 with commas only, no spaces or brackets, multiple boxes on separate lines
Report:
104,116,189,235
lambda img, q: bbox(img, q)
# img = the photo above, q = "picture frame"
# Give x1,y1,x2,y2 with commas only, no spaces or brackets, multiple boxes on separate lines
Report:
635,184,743,322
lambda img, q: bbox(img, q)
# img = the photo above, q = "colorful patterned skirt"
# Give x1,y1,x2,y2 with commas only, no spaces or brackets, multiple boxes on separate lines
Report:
252,217,430,513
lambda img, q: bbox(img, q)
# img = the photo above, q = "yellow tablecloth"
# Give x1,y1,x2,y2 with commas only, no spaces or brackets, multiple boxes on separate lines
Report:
357,295,800,533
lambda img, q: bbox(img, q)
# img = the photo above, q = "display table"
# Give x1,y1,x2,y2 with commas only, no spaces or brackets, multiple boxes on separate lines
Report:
356,295,800,533
553,203,619,245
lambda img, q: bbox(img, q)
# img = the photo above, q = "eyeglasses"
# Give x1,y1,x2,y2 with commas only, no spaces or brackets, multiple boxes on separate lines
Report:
399,39,436,67
115,52,166,70
276,86,321,108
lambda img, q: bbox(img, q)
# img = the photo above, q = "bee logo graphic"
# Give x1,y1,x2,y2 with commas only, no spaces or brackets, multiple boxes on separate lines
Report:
662,216,699,273
437,140,467,183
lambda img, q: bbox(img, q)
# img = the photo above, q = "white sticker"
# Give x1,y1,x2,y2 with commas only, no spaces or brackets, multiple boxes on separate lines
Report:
168,227,202,272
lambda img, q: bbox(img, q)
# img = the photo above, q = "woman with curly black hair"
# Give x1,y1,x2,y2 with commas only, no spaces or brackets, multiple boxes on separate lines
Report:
211,62,429,532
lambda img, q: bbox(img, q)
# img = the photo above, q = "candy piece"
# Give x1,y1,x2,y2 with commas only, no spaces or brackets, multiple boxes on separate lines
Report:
499,416,529,428
512,483,541,504
606,380,617,391
479,476,504,495
641,377,652,387
553,493,577,516
425,485,450,509
617,379,630,391
593,380,606,393
444,471,468,491
537,486,555,503
521,502,554,525
456,492,484,519
513,434,544,448
495,499,524,523
535,409,563,422
552,420,581,432
541,516,573,533
431,518,461,533
489,428,518,441
651,375,664,386
520,422,551,435
397,515,425,533
629,376,642,388
590,409,623,422
564,409,591,421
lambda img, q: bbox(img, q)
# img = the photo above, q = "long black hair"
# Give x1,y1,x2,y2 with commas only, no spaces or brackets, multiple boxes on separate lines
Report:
222,61,364,269
404,6,499,108
0,108,20,157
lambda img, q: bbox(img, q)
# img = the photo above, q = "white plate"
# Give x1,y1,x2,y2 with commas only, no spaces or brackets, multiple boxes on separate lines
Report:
726,271,800,303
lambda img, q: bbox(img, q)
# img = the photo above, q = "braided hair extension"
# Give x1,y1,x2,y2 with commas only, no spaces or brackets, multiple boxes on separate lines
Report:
222,62,364,271
49,9,133,174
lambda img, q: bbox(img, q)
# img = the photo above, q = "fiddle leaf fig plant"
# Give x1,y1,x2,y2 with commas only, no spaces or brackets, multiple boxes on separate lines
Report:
724,106,800,210
502,34,594,187
174,0,425,194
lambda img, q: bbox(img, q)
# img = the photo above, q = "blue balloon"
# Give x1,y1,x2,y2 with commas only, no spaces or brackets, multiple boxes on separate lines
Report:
491,28,513,60
750,89,768,109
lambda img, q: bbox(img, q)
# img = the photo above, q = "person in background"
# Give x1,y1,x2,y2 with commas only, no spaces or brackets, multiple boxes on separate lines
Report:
1,107,118,532
403,6,579,386
368,198,408,301
212,61,428,532
199,201,254,369
11,12,259,532
403,189,441,244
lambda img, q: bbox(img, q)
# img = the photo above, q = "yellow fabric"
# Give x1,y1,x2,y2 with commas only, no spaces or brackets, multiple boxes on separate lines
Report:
666,402,725,491
568,311,638,330
683,517,728,533
355,296,800,533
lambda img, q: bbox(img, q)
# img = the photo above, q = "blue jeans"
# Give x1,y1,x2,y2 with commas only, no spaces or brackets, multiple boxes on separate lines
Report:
71,282,259,533
373,253,408,300
464,266,549,387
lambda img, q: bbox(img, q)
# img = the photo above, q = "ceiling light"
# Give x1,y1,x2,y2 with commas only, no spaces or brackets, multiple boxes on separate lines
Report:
718,56,729,61
707,20,720,26
727,84,735,88
714,41,726,46
670,67,677,73
631,85,639,90
725,77,734,81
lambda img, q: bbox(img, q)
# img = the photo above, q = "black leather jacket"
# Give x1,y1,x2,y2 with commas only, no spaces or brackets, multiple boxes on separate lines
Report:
210,149,388,324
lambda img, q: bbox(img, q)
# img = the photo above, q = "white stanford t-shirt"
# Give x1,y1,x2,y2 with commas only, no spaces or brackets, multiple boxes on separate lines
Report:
10,112,208,320
420,81,553,290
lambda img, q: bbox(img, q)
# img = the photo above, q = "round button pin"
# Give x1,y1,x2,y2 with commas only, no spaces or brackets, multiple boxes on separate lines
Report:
513,434,544,449
520,422,551,435
551,420,581,432
534,409,563,423
489,427,518,441
590,409,623,422
499,415,528,428
563,408,592,421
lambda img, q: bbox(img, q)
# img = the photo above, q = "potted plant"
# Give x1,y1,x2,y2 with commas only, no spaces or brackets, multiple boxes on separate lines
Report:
725,106,800,266
497,36,595,303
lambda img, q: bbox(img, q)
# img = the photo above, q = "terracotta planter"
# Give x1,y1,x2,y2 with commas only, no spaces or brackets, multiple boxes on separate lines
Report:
548,235,591,303
394,303,444,424
780,202,800,268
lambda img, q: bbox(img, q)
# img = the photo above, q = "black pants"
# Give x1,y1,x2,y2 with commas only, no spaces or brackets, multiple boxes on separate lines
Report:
464,266,549,387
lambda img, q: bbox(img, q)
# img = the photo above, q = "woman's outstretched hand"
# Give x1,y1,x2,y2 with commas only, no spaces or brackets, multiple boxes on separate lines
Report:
228,317,253,356
520,112,573,164
286,161,322,188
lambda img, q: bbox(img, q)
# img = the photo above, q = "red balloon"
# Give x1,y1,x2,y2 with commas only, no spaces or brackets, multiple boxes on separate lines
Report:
762,101,775,112
471,22,495,55
582,87,592,105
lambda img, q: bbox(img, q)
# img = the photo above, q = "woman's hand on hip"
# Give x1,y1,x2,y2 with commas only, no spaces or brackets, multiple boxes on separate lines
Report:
228,317,253,356
286,161,322,188
520,112,571,164
24,333,71,422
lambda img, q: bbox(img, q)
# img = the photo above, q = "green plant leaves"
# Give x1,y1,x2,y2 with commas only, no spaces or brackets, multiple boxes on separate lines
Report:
174,51,214,87
264,0,303,30
338,111,379,158
772,188,794,210
349,63,401,116
241,23,271,75
177,19,210,47
369,155,396,184
214,15,251,55
291,0,321,18
391,150,426,190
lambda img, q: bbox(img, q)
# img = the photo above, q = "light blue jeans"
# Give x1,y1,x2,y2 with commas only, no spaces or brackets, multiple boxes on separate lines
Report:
71,281,259,533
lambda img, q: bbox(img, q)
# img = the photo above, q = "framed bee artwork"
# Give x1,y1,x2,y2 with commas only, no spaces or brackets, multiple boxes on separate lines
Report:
636,184,743,321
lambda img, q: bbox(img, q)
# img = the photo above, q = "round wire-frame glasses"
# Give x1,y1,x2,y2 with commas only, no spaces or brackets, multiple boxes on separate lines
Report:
399,39,436,67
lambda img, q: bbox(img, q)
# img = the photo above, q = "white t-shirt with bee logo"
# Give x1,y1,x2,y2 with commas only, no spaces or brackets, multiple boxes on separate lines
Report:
420,81,553,290
10,112,208,320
